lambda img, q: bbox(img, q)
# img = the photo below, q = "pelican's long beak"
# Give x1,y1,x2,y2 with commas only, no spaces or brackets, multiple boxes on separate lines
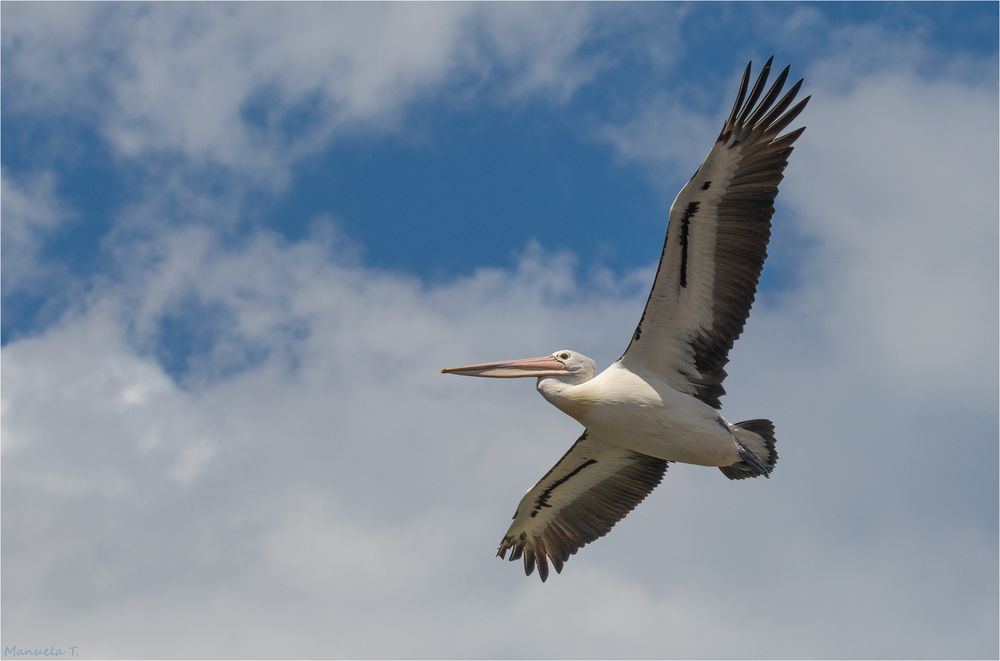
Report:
441,356,567,378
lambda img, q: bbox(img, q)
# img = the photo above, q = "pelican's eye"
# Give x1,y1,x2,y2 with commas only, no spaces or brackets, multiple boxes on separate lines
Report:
558,352,571,361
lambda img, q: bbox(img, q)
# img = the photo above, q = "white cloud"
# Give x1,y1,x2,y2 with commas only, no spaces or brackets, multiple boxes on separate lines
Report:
3,121,997,656
473,3,604,104
0,170,72,295
596,94,720,191
1,3,610,185
780,68,999,409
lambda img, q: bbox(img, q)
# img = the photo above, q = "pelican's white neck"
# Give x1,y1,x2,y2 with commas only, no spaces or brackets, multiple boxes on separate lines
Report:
536,374,594,422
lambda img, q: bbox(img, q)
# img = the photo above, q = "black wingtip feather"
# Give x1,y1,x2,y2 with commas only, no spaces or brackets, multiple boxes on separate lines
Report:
757,78,803,131
537,555,549,582
746,65,789,128
768,95,811,137
773,126,807,149
737,57,773,125
725,60,753,129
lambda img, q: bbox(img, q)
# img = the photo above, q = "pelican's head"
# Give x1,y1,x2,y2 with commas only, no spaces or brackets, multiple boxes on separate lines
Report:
442,349,596,384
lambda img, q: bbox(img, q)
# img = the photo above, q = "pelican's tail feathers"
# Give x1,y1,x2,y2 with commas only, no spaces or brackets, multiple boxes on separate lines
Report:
720,419,778,480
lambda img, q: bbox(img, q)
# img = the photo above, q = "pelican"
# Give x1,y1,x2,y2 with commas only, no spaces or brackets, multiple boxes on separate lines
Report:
443,58,809,581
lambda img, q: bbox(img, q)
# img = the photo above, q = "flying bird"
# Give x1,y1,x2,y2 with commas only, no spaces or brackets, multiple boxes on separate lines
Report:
442,58,809,582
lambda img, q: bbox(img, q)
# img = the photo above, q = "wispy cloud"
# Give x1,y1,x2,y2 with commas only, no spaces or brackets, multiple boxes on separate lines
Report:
781,65,998,407
1,3,609,185
3,222,995,657
595,94,720,189
0,170,73,296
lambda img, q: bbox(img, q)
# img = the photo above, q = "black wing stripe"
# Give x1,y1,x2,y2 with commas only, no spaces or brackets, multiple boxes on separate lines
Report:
678,201,699,288
531,459,597,517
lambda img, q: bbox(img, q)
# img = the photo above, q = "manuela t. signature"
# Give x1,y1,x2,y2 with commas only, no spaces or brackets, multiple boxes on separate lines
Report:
3,645,79,658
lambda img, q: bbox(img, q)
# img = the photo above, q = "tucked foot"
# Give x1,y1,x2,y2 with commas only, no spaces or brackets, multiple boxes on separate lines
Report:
719,418,778,480
735,438,772,478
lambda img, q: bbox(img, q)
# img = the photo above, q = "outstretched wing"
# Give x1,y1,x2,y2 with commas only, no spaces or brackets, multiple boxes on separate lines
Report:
621,58,810,408
496,431,667,582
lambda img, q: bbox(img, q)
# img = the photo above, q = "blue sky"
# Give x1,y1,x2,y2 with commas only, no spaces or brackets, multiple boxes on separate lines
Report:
2,3,998,659
4,3,996,352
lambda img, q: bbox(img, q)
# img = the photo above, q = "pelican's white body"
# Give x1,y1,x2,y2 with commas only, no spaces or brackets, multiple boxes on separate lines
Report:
537,362,741,467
